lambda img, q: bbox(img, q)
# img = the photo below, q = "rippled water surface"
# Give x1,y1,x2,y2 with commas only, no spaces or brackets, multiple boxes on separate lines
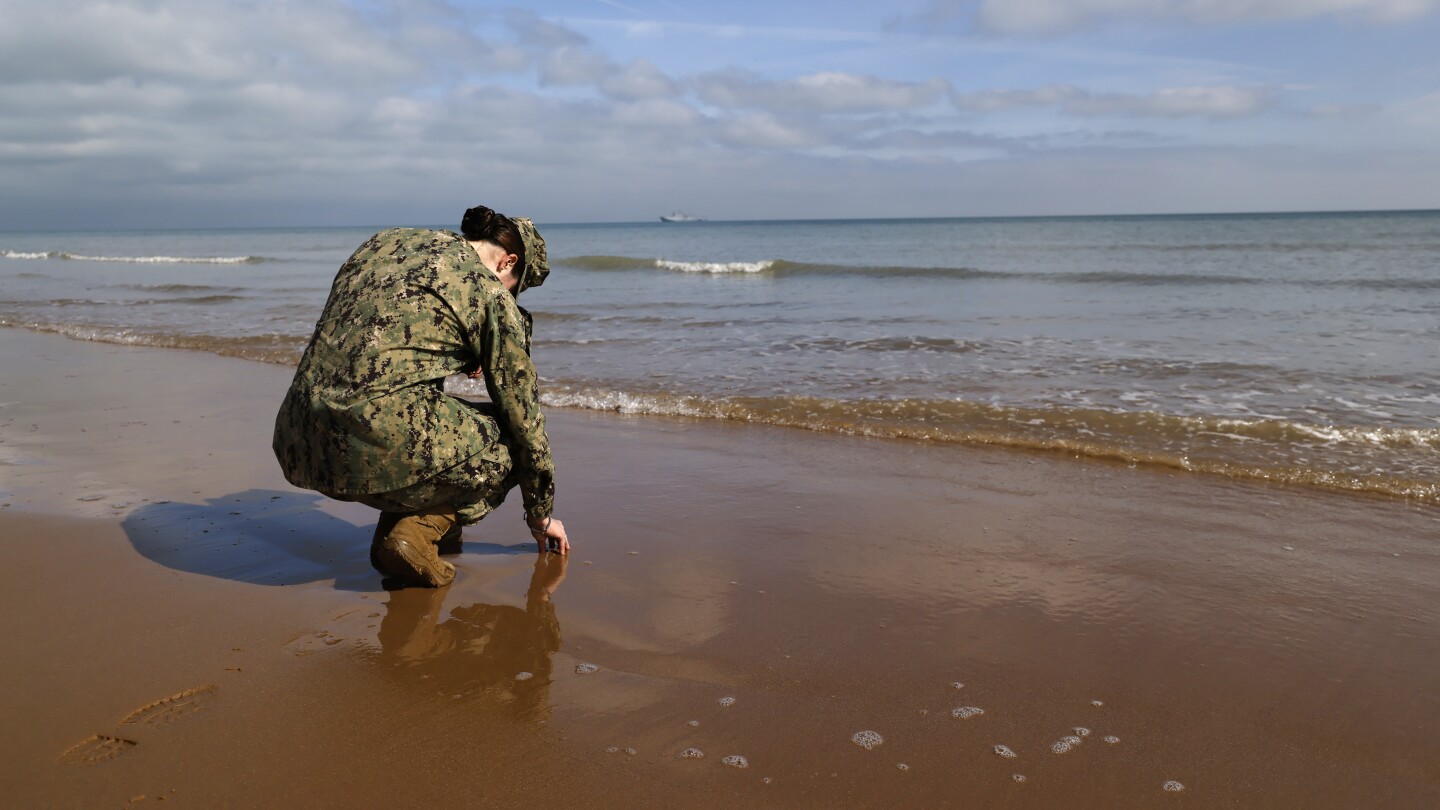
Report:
3,211,1437,501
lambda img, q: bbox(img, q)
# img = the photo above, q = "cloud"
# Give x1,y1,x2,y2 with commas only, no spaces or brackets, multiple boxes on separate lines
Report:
1066,85,1277,117
0,1,1432,228
538,45,613,86
952,83,1277,118
694,70,952,113
600,59,681,100
952,85,1086,111
504,8,589,48
716,113,825,149
963,0,1440,34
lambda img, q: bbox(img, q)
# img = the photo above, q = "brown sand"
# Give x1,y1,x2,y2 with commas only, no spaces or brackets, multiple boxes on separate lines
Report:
1,326,1437,808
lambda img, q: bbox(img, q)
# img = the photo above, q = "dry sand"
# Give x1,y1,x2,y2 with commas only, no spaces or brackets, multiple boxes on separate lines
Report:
1,327,1437,808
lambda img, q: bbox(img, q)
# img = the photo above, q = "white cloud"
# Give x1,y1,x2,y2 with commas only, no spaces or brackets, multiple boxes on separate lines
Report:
717,113,825,149
600,60,681,100
695,70,951,113
952,85,1086,111
538,45,613,86
953,83,1276,118
968,0,1440,34
610,99,700,128
1067,85,1277,117
0,0,1431,227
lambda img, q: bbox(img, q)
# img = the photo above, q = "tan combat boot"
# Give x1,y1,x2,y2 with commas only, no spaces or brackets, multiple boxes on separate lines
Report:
369,506,459,587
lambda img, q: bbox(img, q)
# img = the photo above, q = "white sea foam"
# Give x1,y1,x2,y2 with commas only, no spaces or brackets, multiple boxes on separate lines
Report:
655,259,774,274
540,389,713,418
3,250,258,264
851,730,884,750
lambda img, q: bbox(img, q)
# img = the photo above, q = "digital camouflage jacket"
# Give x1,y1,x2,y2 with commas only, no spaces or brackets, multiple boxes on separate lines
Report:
272,228,554,521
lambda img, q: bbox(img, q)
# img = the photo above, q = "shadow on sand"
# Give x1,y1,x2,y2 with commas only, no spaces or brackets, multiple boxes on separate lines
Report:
120,488,534,592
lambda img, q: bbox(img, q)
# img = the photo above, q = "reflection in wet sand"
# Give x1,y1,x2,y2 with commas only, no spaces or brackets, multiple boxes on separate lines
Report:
374,556,567,719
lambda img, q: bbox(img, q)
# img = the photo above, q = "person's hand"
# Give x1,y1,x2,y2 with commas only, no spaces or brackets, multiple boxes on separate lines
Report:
528,515,570,555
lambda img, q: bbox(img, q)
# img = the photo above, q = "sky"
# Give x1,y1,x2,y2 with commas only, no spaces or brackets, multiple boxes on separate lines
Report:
3,0,1439,228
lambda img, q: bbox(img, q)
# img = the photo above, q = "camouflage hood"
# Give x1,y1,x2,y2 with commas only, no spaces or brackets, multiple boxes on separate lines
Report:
511,217,549,295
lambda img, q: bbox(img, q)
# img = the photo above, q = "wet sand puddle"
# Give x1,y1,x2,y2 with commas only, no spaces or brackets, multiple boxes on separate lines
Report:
284,581,1202,805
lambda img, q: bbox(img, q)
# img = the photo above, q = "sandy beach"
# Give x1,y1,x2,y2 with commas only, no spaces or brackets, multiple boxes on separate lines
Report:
1,326,1437,807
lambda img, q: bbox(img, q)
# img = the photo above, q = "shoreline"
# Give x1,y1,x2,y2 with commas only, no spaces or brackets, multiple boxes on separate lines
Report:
2,328,1437,807
3,320,1433,509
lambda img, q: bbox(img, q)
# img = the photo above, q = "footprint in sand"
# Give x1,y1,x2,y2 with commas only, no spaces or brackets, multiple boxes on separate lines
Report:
121,684,218,727
59,734,138,766
59,685,218,766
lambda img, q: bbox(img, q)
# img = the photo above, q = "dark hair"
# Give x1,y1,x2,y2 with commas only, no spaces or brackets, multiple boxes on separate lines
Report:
460,205,526,270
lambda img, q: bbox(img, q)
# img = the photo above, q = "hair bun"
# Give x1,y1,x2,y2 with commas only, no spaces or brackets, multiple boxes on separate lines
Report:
461,205,503,241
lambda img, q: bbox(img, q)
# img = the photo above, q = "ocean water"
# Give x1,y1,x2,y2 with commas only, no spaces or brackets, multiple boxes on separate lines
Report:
3,211,1438,504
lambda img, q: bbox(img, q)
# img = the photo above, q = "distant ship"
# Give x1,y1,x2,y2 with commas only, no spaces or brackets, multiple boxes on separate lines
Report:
660,211,704,222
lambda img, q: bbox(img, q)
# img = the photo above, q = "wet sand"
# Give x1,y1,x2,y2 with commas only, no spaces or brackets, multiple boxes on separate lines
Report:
1,326,1437,807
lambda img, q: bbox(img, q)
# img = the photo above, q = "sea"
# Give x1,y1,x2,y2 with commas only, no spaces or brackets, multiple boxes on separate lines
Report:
3,211,1438,505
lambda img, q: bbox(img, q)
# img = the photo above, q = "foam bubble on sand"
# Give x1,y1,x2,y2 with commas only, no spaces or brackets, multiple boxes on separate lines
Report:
1104,736,1121,744
1012,774,1027,783
718,696,736,707
722,755,749,769
951,682,965,689
896,763,910,771
951,706,984,719
515,672,533,681
678,747,705,759
1074,727,1091,737
605,746,619,754
1061,735,1082,746
993,745,1017,758
1050,740,1074,754
1163,781,1185,792
1091,700,1104,707
575,662,599,674
625,748,637,756
851,730,884,750
687,720,700,727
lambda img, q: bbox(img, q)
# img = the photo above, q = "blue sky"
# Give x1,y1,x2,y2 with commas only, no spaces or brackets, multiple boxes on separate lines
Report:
2,0,1438,227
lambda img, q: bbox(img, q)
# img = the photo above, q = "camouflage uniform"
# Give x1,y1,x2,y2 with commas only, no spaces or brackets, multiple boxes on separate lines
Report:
272,226,553,526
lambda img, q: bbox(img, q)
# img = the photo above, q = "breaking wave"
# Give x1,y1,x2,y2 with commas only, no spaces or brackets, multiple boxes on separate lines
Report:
540,385,1440,506
3,250,265,265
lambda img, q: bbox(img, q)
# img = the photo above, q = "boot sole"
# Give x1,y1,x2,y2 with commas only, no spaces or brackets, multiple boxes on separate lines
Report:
377,538,455,588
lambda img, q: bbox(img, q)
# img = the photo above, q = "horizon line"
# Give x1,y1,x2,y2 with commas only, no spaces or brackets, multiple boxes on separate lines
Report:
3,206,1438,234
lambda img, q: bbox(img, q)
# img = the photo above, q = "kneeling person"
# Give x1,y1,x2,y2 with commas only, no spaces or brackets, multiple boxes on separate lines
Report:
273,205,569,587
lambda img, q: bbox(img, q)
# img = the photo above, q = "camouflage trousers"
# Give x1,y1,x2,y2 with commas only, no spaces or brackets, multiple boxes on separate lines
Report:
326,440,517,526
